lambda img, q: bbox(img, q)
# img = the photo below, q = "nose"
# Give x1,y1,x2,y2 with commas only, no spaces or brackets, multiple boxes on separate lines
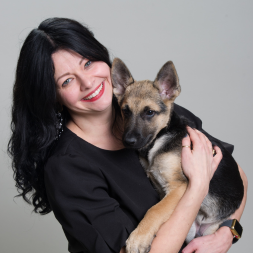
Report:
123,131,141,148
124,136,138,147
79,74,94,91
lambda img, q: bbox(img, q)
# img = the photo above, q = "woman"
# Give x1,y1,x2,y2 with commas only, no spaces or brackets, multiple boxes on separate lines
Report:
8,17,247,253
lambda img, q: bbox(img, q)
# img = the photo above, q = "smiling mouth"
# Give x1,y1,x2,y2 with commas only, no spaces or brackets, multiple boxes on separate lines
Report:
82,82,104,101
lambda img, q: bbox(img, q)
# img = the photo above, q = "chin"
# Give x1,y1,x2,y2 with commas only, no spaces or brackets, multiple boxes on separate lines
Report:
96,95,113,110
93,100,112,112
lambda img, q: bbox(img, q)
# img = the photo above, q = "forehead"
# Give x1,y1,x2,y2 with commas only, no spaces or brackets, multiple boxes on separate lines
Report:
121,80,163,111
52,50,82,73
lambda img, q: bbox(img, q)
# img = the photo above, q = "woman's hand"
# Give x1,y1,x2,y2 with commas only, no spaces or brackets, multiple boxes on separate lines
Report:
181,227,233,253
181,126,222,195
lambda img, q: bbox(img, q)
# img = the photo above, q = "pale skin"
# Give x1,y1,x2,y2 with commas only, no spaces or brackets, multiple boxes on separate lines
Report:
52,49,247,253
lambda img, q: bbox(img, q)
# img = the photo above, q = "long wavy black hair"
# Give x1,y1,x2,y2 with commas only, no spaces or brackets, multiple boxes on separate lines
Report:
8,17,121,214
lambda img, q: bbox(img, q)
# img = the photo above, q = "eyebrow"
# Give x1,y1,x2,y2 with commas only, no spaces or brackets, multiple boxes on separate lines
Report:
56,57,85,83
79,57,85,65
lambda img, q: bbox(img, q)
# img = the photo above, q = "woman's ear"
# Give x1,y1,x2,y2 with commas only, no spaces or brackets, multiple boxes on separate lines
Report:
154,61,181,101
111,58,134,99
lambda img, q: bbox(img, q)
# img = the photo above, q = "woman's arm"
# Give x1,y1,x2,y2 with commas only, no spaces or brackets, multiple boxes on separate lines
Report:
150,180,210,253
120,183,213,253
120,178,213,253
181,164,248,253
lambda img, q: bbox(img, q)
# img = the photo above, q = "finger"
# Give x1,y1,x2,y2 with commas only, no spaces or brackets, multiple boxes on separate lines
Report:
182,134,192,155
181,239,198,253
195,130,213,155
211,146,223,174
182,133,191,146
186,126,200,150
204,135,213,152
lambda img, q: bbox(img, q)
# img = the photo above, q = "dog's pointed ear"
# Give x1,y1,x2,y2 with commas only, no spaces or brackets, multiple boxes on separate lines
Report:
154,61,181,101
111,58,134,98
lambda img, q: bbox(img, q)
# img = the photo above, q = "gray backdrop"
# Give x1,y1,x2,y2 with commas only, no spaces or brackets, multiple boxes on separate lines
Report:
1,0,252,252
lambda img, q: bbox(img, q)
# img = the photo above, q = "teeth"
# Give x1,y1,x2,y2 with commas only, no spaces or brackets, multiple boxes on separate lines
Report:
83,83,103,100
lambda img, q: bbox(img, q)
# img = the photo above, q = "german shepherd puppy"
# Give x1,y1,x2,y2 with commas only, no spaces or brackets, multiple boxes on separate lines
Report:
111,58,244,253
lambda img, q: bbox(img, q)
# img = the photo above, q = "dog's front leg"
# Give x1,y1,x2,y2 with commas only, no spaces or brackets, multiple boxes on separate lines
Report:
126,183,187,253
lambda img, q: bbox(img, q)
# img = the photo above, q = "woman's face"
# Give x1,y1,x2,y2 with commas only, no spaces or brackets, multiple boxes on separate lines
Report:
52,49,113,116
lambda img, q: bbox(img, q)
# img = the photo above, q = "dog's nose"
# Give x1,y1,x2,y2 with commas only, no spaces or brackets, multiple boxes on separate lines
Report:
124,137,137,147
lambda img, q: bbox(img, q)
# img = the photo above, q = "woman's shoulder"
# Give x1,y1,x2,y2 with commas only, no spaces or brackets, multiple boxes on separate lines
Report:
48,127,87,158
44,127,93,175
44,128,104,185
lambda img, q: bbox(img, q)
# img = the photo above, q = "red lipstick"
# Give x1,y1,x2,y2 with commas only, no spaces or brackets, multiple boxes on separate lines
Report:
81,82,105,102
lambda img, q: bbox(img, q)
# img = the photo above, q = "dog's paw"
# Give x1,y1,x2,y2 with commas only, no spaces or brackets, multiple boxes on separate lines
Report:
126,227,155,253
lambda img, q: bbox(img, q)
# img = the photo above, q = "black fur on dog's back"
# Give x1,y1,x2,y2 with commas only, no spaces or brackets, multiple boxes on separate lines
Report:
173,111,244,221
208,142,244,219
173,104,244,219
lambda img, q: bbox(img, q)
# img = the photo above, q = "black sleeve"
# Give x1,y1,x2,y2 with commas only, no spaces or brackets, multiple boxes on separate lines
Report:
174,103,234,154
44,154,133,253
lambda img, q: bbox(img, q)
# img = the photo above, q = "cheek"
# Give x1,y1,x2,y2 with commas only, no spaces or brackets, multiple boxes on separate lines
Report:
104,82,113,102
106,81,113,93
58,88,79,106
94,62,111,79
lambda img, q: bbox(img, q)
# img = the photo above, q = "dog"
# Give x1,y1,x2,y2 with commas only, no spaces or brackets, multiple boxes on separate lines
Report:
111,58,244,253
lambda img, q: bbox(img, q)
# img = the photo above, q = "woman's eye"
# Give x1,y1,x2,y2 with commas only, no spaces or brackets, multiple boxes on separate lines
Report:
62,78,72,87
85,60,92,67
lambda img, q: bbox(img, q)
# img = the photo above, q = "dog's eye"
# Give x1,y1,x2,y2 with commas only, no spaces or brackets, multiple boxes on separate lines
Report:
146,110,155,117
122,107,131,117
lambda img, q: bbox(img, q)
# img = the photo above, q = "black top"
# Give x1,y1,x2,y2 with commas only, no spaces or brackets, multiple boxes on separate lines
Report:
44,104,234,253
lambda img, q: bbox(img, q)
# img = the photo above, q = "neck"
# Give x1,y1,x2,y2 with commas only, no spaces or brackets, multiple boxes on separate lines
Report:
67,105,124,150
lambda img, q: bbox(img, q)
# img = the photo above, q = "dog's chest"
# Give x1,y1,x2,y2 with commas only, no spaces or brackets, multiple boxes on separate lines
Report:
140,134,185,196
147,134,171,164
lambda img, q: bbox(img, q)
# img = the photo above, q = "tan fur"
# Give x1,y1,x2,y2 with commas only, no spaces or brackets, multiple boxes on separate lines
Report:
153,152,187,191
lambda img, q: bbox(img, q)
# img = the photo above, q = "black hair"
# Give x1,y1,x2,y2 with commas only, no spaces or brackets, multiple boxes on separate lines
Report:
8,17,121,214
